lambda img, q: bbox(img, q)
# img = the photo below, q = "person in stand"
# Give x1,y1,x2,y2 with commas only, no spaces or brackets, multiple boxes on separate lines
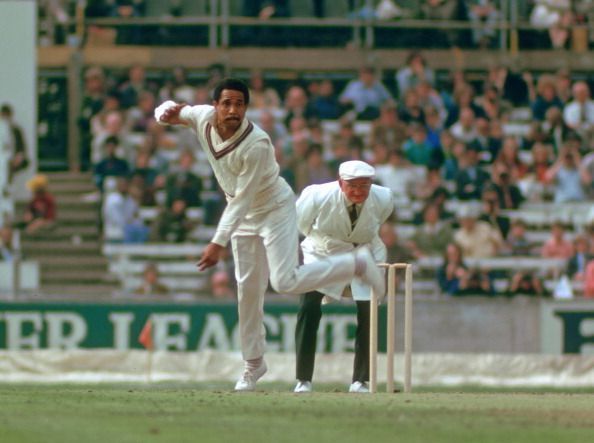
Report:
540,221,574,260
567,235,591,282
150,197,194,243
437,242,469,296
454,204,503,259
93,135,130,193
507,271,546,297
0,225,16,261
20,175,57,235
1,103,29,182
134,262,169,296
454,143,491,201
293,160,394,394
155,78,385,392
339,66,395,121
408,201,454,258
102,176,148,243
163,149,203,208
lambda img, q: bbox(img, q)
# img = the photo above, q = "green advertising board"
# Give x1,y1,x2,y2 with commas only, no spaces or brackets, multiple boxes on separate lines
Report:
0,301,388,352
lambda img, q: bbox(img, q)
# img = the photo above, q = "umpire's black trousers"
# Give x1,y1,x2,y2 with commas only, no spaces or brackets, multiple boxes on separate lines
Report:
295,290,370,383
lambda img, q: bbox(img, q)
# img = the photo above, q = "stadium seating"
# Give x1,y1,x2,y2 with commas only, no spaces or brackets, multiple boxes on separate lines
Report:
26,2,594,300
102,242,210,296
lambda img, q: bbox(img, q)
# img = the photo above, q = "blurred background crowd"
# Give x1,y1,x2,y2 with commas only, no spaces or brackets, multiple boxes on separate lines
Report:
2,0,594,300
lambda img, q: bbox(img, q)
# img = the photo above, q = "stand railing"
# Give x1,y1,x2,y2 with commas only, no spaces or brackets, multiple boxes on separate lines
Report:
46,0,590,53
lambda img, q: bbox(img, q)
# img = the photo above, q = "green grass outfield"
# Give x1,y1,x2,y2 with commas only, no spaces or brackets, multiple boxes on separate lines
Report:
1,383,593,443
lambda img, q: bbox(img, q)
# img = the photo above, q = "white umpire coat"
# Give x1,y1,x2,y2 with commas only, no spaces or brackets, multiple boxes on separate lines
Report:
296,181,394,301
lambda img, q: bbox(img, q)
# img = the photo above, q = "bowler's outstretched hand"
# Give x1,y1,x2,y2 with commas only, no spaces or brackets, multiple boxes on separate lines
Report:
197,242,224,271
159,102,188,126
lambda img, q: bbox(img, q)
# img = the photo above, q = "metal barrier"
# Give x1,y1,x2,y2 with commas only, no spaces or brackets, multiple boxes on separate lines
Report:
50,0,592,52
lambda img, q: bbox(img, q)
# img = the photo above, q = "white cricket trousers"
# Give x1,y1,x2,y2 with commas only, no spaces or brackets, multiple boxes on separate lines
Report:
231,194,357,360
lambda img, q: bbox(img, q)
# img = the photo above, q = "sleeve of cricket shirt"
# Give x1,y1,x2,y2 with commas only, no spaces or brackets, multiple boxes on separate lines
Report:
370,185,396,226
179,104,214,128
369,234,387,263
211,141,271,247
295,185,320,237
154,102,213,127
379,191,396,224
154,100,177,124
369,187,394,262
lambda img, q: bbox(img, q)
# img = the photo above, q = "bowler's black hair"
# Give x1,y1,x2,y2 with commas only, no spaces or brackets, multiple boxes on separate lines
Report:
213,78,250,105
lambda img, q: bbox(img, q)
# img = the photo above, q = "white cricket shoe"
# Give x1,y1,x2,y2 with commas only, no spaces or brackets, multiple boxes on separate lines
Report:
294,381,312,393
234,360,267,392
355,247,385,296
349,381,370,393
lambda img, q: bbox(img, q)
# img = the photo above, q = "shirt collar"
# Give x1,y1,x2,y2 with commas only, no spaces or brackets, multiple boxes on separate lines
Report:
208,112,249,139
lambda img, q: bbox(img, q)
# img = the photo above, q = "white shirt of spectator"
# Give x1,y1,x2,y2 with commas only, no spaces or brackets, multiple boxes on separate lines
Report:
339,80,394,115
450,120,479,143
374,163,424,205
102,191,139,241
563,99,594,130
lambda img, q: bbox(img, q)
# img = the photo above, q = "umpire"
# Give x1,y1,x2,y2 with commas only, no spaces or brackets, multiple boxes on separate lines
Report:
294,160,394,393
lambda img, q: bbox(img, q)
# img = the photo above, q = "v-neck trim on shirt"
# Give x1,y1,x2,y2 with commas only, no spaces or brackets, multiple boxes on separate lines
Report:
205,120,254,160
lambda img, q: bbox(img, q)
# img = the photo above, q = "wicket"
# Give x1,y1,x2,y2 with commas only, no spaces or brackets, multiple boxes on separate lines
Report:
369,263,413,394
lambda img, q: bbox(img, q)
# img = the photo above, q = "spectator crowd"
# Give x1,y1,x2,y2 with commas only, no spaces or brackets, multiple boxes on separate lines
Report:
59,48,594,299
21,1,594,298
38,1,594,50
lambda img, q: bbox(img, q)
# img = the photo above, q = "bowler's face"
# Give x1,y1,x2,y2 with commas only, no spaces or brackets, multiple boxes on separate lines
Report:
340,178,372,204
213,89,246,132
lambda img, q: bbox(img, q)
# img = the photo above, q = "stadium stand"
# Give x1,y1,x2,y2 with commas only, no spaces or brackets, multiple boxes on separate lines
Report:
14,172,120,297
18,1,593,300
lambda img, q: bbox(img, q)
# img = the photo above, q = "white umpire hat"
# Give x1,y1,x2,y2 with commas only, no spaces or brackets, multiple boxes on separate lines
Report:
339,160,375,181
